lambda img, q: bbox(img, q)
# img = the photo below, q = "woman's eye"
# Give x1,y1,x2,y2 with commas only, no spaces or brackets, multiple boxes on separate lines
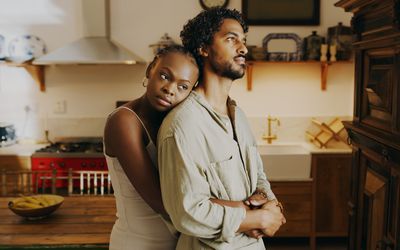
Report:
178,84,188,91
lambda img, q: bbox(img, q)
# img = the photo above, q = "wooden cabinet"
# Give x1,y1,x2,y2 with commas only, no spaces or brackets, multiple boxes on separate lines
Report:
270,154,351,250
270,180,313,238
360,47,399,134
359,150,391,250
336,0,400,249
344,127,400,250
312,153,351,237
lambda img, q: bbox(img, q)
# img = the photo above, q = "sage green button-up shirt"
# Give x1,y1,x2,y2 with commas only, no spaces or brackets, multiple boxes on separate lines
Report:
158,91,276,250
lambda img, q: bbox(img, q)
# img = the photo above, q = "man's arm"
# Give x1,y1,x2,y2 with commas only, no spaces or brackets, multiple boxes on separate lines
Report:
158,135,246,242
253,145,277,200
210,198,285,237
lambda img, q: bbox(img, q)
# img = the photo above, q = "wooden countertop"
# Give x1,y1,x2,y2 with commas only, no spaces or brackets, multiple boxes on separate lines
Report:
0,196,116,248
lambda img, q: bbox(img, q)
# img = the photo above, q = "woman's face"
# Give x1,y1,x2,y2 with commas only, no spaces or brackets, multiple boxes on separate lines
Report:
146,52,198,112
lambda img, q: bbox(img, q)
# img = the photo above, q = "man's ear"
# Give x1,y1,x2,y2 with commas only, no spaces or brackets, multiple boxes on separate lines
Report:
198,46,208,57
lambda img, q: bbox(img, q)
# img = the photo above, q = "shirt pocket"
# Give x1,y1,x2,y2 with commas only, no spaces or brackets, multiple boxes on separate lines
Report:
206,155,233,200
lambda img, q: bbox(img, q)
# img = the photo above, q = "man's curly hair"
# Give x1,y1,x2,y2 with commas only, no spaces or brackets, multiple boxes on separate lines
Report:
180,7,248,75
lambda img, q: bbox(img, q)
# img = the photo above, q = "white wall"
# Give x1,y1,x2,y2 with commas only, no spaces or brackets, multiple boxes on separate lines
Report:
0,0,353,140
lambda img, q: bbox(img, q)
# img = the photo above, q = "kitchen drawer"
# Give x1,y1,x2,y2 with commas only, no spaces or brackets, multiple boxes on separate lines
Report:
271,181,312,237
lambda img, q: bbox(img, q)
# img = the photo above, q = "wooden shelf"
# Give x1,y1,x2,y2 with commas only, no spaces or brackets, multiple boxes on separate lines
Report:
0,60,45,92
245,61,352,91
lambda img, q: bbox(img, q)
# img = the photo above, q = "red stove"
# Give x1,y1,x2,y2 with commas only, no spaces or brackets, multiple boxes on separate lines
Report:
31,137,107,188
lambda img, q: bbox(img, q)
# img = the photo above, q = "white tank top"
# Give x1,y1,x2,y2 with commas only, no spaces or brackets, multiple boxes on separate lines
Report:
105,106,177,250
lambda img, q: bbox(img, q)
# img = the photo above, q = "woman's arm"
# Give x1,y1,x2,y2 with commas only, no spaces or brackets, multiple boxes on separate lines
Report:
104,109,168,217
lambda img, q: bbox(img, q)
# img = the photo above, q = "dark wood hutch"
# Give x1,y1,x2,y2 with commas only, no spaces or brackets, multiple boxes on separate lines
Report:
336,0,400,249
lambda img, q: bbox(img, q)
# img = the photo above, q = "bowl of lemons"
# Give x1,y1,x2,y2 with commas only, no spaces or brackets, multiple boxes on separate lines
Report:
8,194,64,219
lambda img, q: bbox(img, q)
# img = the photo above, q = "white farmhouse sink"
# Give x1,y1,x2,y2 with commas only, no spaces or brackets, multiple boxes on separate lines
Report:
258,144,311,180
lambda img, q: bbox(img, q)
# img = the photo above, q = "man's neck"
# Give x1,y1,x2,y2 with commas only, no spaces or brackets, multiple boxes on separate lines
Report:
195,72,233,115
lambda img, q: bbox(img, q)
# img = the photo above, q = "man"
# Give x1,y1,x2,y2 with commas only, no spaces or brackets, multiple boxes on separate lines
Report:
158,7,285,250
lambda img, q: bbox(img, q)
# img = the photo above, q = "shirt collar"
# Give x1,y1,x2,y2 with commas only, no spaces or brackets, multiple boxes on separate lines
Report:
190,91,237,132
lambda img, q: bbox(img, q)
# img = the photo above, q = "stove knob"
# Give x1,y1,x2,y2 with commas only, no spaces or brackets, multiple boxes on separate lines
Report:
81,162,87,167
59,162,65,167
90,162,96,167
50,162,55,168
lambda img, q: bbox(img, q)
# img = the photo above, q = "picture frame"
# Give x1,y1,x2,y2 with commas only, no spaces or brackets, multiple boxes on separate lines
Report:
242,0,320,26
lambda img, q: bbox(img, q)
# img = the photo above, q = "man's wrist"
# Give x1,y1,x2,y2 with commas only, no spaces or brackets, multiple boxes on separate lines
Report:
254,189,267,199
241,200,251,211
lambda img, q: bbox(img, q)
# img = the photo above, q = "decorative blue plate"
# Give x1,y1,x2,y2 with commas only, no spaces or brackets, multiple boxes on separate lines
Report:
8,35,47,59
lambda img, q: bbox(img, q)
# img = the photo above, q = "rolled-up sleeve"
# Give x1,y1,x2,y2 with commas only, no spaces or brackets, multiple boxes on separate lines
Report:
158,134,246,243
254,148,276,201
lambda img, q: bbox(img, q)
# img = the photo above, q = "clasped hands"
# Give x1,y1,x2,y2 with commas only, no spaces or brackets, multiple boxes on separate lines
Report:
242,192,286,239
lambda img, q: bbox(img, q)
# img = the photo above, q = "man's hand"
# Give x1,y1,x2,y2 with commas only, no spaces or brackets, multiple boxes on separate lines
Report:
244,229,265,239
261,199,283,214
258,206,286,237
244,193,268,208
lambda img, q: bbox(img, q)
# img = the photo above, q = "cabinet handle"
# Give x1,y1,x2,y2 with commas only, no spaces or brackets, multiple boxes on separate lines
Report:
381,149,389,163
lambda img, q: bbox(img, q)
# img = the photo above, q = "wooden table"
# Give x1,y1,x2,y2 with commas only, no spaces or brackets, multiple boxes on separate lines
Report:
0,196,116,249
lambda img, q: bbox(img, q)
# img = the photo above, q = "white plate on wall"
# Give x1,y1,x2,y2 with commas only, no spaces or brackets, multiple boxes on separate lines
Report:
8,34,47,59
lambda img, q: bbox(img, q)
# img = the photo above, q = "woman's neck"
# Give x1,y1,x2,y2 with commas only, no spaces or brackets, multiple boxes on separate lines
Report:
132,95,165,128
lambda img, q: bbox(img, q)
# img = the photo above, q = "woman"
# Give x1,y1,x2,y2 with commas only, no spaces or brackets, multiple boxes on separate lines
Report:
103,45,199,250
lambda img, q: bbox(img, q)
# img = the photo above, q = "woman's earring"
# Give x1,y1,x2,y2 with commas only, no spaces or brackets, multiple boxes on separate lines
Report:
142,77,148,87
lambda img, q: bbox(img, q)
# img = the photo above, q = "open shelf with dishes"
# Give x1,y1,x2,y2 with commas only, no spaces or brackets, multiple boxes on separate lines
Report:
245,61,353,91
0,60,45,92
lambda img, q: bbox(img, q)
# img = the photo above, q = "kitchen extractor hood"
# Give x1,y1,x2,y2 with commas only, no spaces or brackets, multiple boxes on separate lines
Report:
33,0,143,65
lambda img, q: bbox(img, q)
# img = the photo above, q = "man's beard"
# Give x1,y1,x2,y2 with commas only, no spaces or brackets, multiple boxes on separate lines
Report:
210,57,246,80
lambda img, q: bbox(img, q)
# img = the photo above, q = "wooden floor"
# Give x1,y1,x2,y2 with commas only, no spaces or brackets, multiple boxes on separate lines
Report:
264,237,347,250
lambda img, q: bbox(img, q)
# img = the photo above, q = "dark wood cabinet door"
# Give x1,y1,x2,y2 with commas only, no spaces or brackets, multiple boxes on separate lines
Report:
313,154,351,236
361,47,400,135
336,1,400,250
385,166,400,250
348,147,360,250
358,149,390,250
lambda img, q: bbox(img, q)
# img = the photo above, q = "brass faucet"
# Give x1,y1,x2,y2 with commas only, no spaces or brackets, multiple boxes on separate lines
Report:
262,115,281,144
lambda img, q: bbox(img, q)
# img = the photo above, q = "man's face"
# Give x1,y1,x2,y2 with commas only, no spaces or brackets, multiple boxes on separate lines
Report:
206,18,248,80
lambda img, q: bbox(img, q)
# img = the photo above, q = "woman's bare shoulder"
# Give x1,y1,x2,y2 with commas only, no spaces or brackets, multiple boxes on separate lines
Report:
104,107,145,156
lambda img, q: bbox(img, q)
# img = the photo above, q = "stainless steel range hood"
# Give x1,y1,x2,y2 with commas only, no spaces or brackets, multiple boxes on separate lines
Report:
33,0,143,65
